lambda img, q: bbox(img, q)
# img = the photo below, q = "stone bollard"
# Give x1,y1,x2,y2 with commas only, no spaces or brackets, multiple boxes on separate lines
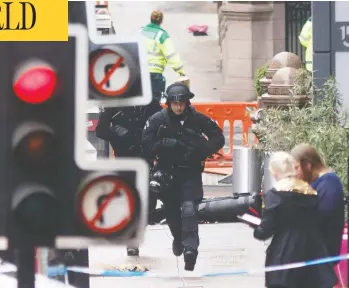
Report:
258,51,304,108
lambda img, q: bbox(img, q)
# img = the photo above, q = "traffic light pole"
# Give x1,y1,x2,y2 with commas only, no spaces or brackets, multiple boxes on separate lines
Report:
16,242,35,288
67,4,90,287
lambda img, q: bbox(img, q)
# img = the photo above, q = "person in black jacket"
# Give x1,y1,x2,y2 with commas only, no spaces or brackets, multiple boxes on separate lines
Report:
253,151,337,288
95,99,161,256
142,82,225,271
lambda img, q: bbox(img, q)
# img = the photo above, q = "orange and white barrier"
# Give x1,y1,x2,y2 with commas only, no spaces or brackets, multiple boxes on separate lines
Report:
88,102,259,169
96,1,108,8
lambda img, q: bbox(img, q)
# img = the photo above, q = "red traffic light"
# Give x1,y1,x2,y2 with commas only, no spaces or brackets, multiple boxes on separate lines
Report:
13,61,57,104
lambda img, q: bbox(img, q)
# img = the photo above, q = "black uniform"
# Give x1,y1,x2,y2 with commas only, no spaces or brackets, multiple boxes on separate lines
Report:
96,99,161,256
96,99,161,160
142,84,224,270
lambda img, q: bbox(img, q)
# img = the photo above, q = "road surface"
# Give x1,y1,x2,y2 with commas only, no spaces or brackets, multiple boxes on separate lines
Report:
89,223,267,288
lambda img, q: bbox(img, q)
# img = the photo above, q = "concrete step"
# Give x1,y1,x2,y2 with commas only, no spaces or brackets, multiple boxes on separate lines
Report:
202,173,226,185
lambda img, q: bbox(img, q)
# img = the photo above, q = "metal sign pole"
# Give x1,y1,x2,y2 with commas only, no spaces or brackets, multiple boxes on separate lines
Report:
16,241,35,288
66,3,90,288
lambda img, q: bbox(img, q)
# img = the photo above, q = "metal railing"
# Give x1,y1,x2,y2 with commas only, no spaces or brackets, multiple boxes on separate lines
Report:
285,1,311,62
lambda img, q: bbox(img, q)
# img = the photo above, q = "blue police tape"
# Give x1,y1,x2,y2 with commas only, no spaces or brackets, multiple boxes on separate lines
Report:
45,253,349,278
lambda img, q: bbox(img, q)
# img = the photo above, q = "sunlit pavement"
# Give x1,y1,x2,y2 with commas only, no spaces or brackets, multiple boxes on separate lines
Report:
89,223,266,288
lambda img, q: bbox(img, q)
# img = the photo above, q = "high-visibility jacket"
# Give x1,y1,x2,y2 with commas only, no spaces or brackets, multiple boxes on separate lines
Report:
299,18,313,72
140,23,185,75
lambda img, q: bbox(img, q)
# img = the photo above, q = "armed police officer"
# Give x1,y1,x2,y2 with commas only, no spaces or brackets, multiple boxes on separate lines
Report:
142,82,225,271
96,98,161,256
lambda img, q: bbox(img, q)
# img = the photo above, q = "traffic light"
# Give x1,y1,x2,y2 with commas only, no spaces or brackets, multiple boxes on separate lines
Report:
0,24,87,248
0,24,149,250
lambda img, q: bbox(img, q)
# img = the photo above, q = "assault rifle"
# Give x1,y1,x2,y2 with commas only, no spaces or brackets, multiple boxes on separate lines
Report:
156,125,215,160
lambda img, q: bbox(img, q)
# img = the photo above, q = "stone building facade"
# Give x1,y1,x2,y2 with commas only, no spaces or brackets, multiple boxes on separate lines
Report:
218,1,286,101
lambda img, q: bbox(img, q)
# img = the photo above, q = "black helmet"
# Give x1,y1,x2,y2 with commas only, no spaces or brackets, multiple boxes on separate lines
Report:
165,82,194,103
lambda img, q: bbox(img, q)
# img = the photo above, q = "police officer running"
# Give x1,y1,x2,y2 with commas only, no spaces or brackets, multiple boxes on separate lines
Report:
140,10,185,101
142,82,225,271
96,99,161,256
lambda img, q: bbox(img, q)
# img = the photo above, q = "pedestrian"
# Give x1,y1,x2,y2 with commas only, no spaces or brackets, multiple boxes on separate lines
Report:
140,10,186,102
253,151,337,288
291,143,345,265
142,82,224,271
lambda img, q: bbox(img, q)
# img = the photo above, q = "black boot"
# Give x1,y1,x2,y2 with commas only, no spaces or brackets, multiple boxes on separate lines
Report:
184,249,197,271
127,248,139,256
172,239,183,257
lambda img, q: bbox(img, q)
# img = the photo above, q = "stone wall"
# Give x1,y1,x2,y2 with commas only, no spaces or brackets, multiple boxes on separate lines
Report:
219,1,286,101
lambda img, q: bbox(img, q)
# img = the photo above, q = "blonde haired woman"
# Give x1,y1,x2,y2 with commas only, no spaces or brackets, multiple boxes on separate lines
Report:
254,152,337,288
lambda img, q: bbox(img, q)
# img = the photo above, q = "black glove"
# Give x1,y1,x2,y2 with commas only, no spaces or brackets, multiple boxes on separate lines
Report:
161,138,178,149
112,125,129,137
154,138,186,154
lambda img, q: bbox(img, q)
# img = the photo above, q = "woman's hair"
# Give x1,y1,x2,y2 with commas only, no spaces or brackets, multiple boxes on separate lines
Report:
269,151,297,179
290,143,325,168
151,10,163,25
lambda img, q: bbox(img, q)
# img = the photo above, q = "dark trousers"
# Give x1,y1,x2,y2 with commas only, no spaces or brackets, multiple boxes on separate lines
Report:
161,173,203,252
127,176,158,250
150,73,166,101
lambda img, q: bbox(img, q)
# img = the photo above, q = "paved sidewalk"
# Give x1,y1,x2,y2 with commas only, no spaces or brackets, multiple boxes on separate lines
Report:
89,223,266,287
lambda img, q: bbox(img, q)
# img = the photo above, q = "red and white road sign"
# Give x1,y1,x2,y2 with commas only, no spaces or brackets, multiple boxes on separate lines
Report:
78,176,136,235
89,49,131,97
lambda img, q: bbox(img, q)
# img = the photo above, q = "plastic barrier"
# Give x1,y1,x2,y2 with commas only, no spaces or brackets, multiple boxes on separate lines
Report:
184,102,258,168
87,102,259,168
96,1,108,8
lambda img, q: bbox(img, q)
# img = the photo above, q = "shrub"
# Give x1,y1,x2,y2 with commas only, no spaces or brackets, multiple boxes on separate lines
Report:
255,75,349,194
254,63,269,98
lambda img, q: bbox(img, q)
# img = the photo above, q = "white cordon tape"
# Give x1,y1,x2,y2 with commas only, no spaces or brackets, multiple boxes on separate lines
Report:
1,253,347,279
42,253,349,278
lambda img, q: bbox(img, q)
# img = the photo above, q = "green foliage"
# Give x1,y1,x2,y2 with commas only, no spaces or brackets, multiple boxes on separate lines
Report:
255,76,349,194
254,63,269,97
291,68,313,96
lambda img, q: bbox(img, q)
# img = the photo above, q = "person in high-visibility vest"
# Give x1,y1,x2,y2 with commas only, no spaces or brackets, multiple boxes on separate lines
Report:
299,17,313,72
140,10,186,101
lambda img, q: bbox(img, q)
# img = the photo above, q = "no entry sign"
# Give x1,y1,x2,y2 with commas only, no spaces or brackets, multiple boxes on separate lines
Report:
89,49,131,97
77,175,138,236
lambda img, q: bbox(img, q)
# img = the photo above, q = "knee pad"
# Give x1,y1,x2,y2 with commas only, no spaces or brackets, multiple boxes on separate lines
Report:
181,201,196,218
181,201,198,232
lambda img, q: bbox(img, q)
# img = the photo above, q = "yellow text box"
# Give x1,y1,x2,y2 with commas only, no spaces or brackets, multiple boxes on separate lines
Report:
0,0,68,41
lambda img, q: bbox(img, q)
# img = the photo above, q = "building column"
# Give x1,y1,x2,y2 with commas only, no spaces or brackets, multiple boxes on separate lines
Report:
219,1,285,101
